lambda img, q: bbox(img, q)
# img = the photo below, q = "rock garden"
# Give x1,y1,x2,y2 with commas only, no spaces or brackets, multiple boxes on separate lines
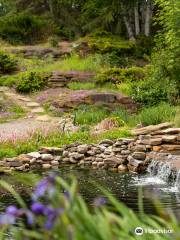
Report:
0,1,180,238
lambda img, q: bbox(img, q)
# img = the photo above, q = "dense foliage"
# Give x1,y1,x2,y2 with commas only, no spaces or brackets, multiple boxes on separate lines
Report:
0,52,17,74
133,0,180,105
0,13,52,44
16,72,48,93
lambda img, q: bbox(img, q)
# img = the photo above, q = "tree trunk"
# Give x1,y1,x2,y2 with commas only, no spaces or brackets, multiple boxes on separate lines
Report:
123,16,135,41
134,3,140,36
144,0,152,36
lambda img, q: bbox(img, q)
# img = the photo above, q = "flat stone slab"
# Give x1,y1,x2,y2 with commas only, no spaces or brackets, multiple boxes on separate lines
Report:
31,107,45,113
27,102,40,107
17,96,32,102
132,122,173,135
35,115,52,122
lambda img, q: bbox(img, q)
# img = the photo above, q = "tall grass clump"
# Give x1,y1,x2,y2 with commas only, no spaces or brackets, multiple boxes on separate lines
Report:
36,54,104,73
74,105,109,125
0,174,179,240
136,103,178,126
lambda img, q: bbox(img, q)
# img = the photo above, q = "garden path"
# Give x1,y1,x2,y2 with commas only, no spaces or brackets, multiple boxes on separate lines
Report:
0,87,60,142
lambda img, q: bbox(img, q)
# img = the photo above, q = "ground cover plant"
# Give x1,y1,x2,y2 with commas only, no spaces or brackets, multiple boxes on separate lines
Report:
0,96,25,123
0,173,179,240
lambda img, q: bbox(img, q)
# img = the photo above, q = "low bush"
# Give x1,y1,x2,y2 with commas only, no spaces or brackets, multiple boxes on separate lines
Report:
85,35,135,54
0,13,51,44
96,67,146,85
131,77,178,106
16,72,49,93
0,52,17,74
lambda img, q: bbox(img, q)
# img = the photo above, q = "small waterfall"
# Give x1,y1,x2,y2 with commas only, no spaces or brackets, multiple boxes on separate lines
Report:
174,170,180,191
147,160,179,191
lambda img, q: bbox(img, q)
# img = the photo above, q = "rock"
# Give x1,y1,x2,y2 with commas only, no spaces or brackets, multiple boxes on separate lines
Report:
133,145,147,152
36,115,52,122
132,122,173,135
69,157,78,164
132,152,146,160
92,162,98,167
104,157,123,167
118,164,128,172
31,107,45,113
162,135,177,143
27,102,40,107
14,154,31,163
154,128,180,135
77,144,89,154
138,138,162,146
15,166,26,171
69,153,84,160
54,156,61,161
121,150,131,155
97,162,104,168
113,148,122,153
27,152,41,159
87,150,96,156
152,146,162,152
51,161,59,166
63,151,69,158
41,154,54,161
99,139,114,146
29,158,36,164
9,161,23,167
40,147,63,155
177,135,180,141
160,144,180,152
42,164,52,169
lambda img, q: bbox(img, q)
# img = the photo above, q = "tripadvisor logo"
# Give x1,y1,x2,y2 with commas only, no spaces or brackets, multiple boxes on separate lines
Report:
135,227,144,235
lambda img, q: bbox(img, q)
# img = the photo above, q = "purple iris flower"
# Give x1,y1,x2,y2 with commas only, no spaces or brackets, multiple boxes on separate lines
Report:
6,206,18,216
93,197,107,207
44,206,64,230
31,202,45,215
33,174,56,201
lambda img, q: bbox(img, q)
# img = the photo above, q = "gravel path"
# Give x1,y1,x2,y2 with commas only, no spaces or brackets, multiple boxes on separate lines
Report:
0,87,60,142
0,119,58,142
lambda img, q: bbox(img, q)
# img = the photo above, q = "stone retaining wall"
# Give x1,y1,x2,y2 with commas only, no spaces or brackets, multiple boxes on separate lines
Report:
1,124,179,174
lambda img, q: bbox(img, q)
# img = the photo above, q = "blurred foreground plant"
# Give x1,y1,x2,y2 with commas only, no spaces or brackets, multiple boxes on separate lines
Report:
0,173,179,240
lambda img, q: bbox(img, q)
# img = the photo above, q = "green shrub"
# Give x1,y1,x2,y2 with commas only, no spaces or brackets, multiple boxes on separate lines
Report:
0,13,50,44
0,52,17,74
131,77,178,106
16,72,48,93
96,67,146,85
80,34,134,55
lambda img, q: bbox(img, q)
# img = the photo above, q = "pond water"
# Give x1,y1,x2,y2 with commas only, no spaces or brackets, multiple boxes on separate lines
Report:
0,166,180,218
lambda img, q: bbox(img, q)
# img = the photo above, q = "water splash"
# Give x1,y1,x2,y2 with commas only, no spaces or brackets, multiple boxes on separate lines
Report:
147,160,180,192
175,170,180,192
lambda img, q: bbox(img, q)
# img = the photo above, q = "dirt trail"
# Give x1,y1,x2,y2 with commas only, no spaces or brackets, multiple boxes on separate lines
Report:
0,87,60,142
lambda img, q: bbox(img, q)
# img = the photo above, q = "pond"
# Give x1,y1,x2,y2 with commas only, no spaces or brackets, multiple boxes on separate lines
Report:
0,166,180,219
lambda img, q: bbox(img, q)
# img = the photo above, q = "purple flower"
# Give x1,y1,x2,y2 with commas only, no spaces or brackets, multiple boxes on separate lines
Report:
33,174,56,201
93,197,107,207
31,202,45,215
44,206,64,230
6,206,18,216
